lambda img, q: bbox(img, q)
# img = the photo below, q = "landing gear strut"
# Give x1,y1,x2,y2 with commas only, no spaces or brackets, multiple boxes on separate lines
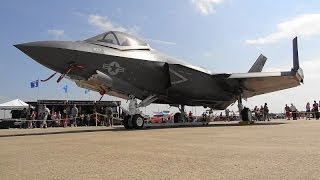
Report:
237,94,252,122
122,95,157,129
173,105,187,123
238,95,244,119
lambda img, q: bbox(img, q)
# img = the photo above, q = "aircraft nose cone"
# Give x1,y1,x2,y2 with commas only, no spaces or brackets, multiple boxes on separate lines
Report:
14,42,42,56
14,41,77,72
14,43,25,50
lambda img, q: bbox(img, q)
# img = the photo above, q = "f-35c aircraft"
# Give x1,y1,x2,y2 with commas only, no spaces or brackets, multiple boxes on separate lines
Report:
15,31,304,129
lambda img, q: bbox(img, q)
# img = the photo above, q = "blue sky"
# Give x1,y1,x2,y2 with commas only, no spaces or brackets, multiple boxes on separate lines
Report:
1,0,320,115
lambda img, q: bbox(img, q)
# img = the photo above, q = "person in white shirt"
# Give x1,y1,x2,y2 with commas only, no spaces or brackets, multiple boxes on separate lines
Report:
71,104,78,127
41,105,50,128
290,103,297,120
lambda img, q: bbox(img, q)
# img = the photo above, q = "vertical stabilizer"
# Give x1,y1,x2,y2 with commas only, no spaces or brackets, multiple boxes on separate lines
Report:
292,37,299,71
248,54,267,72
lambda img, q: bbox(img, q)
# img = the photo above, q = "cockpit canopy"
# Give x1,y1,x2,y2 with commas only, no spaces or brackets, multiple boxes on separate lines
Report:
85,31,150,50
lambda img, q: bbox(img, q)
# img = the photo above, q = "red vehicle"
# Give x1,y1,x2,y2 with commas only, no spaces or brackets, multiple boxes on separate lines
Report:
150,111,173,123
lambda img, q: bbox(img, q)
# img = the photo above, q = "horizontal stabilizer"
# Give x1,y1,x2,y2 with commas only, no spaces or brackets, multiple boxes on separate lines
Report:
248,54,267,72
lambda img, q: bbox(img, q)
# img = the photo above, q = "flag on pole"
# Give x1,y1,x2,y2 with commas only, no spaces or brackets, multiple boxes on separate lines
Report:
62,85,68,93
30,80,39,88
85,89,90,94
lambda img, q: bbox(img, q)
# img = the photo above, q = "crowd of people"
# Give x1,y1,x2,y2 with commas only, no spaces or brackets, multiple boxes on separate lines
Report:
253,103,270,121
284,101,320,120
14,100,320,129
21,104,117,129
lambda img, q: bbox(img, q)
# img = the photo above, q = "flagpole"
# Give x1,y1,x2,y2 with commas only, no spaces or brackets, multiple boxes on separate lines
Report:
36,78,40,101
66,85,69,101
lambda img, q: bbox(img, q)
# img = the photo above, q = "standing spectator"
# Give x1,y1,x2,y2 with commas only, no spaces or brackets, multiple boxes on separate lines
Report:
253,106,259,121
57,111,62,120
264,103,270,121
105,106,113,127
51,111,56,127
31,110,37,128
306,102,311,120
225,109,230,122
28,107,35,129
313,101,319,120
85,114,90,126
56,111,62,126
202,111,207,122
19,108,27,129
188,111,193,122
260,105,264,121
284,104,291,120
41,105,50,128
80,114,85,126
62,108,67,128
71,104,79,127
290,103,297,120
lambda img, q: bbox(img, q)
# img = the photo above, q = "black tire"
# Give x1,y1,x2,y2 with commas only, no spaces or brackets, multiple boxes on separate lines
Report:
132,114,144,129
174,113,181,123
241,108,252,121
123,115,133,129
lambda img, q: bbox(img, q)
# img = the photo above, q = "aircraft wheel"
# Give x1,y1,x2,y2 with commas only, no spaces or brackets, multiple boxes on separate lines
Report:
241,108,252,121
132,114,144,129
123,115,133,129
174,113,181,123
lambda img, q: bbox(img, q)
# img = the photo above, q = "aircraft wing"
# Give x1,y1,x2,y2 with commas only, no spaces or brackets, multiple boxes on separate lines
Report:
228,69,303,98
228,37,304,98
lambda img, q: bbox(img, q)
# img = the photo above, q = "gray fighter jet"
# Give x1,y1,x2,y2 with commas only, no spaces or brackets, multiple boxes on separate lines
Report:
15,31,304,129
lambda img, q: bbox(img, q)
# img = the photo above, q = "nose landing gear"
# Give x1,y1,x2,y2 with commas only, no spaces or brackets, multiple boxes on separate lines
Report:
122,95,157,129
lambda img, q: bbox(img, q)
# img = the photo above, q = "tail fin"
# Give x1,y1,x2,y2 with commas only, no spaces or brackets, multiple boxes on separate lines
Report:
292,37,299,71
248,54,267,72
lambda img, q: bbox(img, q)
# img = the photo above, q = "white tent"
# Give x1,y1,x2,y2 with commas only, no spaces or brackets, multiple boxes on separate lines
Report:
0,99,29,110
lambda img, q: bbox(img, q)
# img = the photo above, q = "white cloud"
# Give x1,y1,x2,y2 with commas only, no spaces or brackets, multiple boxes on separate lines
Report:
191,0,224,15
88,15,140,34
88,15,177,46
47,29,65,39
299,59,320,79
246,13,320,45
203,51,215,58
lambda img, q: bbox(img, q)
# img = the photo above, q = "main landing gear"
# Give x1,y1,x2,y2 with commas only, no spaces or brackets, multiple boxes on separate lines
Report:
122,95,157,129
237,94,252,122
123,114,144,129
173,105,188,123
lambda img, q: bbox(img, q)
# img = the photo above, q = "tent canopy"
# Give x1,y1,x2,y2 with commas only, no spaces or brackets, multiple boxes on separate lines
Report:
0,99,29,110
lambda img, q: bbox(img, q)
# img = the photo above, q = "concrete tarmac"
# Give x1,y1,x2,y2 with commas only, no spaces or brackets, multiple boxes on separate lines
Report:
0,120,320,180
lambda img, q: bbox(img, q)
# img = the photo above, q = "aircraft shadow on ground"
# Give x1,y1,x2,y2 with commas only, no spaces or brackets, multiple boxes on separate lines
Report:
142,121,286,130
0,122,286,138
